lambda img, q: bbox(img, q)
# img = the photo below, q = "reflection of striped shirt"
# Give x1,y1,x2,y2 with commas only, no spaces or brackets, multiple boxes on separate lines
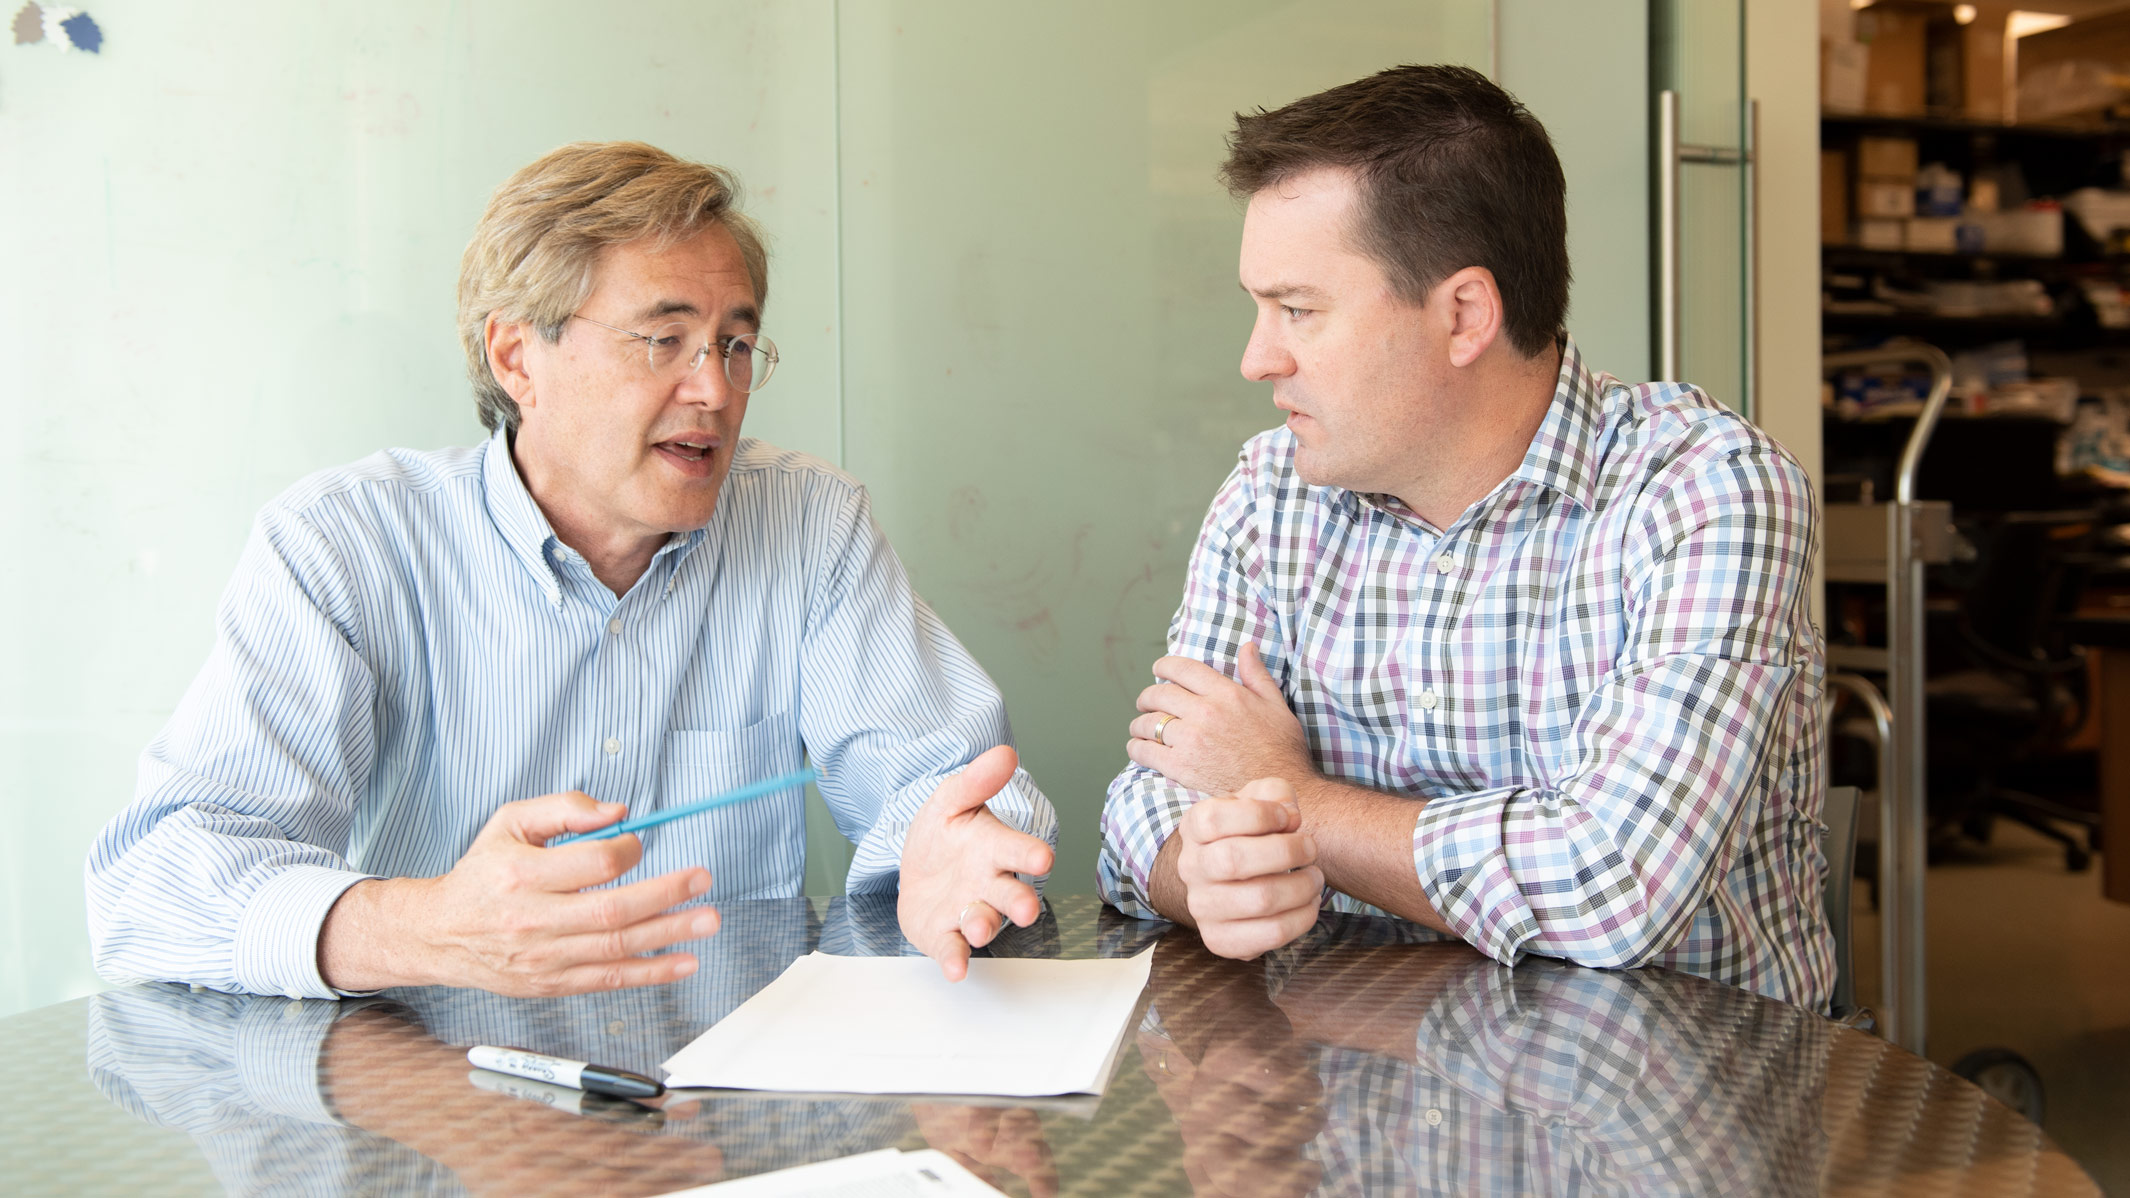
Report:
88,431,1054,1000
1099,337,1832,1008
86,900,928,1195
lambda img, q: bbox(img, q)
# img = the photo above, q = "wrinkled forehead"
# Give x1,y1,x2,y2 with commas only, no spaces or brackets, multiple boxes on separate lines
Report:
588,225,761,327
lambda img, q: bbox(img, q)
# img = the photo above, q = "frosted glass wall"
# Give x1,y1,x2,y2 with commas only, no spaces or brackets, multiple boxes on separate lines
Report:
2,1,1689,1018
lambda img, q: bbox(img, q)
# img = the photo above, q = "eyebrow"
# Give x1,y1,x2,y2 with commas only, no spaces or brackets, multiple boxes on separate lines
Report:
1241,281,1331,304
630,299,761,330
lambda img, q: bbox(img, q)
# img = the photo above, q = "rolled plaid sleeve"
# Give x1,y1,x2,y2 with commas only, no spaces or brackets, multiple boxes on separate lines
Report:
1098,462,1285,918
1413,442,1818,970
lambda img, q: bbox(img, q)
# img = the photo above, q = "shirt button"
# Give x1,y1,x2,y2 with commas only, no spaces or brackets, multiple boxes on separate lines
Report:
1434,553,1453,574
1425,1108,1443,1127
607,1019,626,1035
603,737,621,755
1418,689,1440,711
607,617,623,635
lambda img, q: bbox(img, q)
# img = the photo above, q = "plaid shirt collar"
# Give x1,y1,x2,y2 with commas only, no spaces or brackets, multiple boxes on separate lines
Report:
1348,333,1608,527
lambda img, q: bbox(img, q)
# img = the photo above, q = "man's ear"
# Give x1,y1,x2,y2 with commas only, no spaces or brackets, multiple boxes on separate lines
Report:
484,314,538,410
1437,266,1504,369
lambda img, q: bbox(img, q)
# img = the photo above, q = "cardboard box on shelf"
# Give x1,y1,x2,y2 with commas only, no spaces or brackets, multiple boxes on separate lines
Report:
1906,216,1960,253
1824,38,1869,112
1857,135,1919,180
1857,2,1928,115
1983,207,2064,256
1859,179,1918,218
1823,149,1849,245
1859,218,1906,250
1963,4,2011,121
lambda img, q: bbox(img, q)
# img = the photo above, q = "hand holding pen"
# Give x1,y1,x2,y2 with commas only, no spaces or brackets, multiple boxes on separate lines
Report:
317,771,812,997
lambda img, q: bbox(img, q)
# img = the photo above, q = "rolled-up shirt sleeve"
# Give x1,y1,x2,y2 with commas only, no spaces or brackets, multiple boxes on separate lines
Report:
86,507,382,1000
1414,445,1817,969
796,483,1057,895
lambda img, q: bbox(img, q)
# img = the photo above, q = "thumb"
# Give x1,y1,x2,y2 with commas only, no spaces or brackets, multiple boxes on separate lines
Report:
930,745,1020,819
1236,776,1301,830
1238,641,1282,701
499,792,627,845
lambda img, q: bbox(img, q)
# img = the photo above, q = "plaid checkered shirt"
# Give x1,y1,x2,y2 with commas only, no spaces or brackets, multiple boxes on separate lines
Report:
1098,336,1833,1009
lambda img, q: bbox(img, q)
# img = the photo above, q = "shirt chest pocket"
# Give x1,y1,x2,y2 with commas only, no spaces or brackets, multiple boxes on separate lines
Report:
659,711,800,805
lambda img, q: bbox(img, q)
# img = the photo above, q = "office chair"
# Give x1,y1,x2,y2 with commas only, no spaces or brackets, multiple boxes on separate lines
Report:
1927,511,2104,871
1821,784,1867,1027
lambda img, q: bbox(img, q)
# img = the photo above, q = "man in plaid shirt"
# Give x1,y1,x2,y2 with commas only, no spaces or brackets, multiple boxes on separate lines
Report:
1097,65,1832,1009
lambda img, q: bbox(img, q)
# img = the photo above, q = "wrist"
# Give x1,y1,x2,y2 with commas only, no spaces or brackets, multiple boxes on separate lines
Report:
319,878,433,992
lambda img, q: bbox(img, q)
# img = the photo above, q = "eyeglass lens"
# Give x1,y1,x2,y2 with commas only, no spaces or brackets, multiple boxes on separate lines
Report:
643,323,778,393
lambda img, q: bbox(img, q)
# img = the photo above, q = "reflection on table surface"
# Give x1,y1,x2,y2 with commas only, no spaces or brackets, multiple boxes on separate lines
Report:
38,895,2095,1196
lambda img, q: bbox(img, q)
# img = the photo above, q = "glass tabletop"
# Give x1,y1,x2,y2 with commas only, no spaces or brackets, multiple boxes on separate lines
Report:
0,895,2099,1196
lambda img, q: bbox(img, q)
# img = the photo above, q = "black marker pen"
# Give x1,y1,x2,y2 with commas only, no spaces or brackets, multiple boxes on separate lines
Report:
468,1045,665,1099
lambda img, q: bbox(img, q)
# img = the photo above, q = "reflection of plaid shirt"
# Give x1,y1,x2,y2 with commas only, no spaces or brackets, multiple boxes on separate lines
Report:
1306,957,1829,1196
1099,338,1833,1008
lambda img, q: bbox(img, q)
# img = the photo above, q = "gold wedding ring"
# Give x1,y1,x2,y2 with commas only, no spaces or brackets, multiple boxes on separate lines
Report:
1152,713,1175,746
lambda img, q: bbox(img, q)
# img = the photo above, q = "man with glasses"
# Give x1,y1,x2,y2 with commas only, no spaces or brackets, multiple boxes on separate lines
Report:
87,142,1056,999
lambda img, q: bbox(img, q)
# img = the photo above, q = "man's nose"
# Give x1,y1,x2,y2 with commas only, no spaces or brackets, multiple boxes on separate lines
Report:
675,357,738,408
1240,320,1295,383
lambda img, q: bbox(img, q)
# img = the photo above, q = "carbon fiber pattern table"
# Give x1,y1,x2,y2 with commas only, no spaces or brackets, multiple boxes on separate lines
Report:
0,895,2099,1195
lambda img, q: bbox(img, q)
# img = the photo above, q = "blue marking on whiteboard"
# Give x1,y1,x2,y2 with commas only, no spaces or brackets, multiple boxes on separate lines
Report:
58,10,96,52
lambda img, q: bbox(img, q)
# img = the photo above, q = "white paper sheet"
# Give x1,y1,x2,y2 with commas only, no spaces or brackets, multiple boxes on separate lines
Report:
654,1148,1004,1196
661,949,1153,1097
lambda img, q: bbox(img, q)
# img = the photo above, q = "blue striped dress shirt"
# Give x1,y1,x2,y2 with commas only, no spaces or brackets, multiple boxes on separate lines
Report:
86,431,1056,1000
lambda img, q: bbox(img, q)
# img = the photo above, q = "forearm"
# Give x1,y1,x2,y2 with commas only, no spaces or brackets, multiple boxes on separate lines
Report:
1291,775,1452,935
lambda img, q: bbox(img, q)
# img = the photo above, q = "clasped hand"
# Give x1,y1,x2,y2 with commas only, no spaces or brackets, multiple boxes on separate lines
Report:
1130,644,1323,959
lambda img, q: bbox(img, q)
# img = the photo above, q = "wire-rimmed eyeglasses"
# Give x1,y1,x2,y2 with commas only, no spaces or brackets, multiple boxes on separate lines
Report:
570,314,780,394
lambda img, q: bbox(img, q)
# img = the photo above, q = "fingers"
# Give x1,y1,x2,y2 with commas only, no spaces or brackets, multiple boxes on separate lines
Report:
978,872,1042,931
959,900,1003,949
546,868,715,935
519,835,655,894
1235,777,1298,807
1134,679,1209,719
928,745,1021,820
1186,864,1324,923
491,791,629,844
1182,793,1301,845
551,895,721,961
1196,902,1321,961
539,950,700,995
1152,654,1231,695
928,928,974,982
1184,830,1317,886
1236,642,1284,702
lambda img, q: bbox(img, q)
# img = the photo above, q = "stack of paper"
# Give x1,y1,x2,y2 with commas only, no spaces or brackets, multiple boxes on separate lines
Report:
662,949,1153,1097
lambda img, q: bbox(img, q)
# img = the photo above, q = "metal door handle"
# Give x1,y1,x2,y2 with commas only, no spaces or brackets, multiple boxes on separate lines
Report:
1656,90,1754,413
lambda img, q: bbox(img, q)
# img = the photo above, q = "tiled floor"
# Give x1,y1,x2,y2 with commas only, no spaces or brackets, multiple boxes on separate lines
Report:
1852,821,2130,1194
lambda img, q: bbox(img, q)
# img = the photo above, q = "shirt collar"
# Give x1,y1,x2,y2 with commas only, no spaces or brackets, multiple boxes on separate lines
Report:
1344,333,1609,527
1505,333,1607,515
482,428,565,603
480,429,710,607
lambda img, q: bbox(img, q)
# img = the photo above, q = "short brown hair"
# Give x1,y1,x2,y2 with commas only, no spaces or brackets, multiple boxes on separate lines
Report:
457,142,770,433
1221,65,1568,357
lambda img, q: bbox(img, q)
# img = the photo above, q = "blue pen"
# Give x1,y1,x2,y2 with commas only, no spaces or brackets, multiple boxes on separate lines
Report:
549,767,817,846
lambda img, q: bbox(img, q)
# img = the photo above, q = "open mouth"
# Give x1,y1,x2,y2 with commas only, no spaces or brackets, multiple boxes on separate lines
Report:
660,440,713,462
